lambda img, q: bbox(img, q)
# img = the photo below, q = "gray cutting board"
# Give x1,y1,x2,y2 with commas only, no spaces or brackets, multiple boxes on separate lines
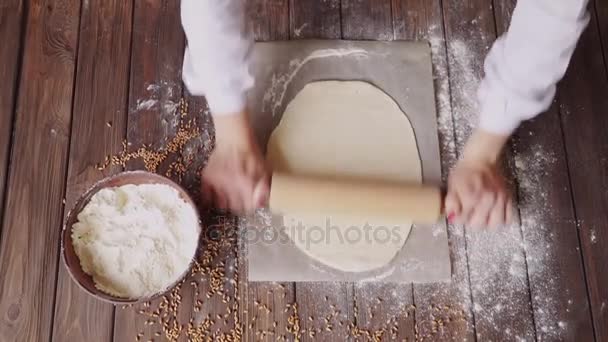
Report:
245,40,451,283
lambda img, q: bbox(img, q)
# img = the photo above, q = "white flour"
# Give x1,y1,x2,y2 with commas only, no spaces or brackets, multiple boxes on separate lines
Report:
72,184,200,298
436,33,571,339
135,81,179,116
136,99,158,111
262,48,369,117
293,23,308,37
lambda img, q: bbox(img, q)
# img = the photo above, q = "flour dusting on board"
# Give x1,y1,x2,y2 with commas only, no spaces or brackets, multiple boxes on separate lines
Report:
136,99,158,111
130,81,182,148
515,143,574,340
134,81,179,116
456,38,569,339
430,33,571,340
292,23,309,38
263,48,369,116
446,39,480,146
430,32,457,171
251,37,572,340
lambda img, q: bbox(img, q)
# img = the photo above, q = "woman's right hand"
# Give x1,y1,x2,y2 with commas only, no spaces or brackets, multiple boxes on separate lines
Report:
444,129,514,229
445,158,513,229
200,112,270,214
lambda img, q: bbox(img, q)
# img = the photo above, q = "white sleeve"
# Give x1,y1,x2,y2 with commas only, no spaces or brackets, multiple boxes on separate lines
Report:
181,0,253,115
477,0,589,135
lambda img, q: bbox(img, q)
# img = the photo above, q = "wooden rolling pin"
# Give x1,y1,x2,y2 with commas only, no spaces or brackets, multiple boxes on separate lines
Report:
269,173,443,224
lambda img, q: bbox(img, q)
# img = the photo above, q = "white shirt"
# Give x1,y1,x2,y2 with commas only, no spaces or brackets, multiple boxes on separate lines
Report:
180,0,589,135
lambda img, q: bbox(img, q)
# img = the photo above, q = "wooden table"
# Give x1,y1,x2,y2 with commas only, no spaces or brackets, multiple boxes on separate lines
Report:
0,0,607,341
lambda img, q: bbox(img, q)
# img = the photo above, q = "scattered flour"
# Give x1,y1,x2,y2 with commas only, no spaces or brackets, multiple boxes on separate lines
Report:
358,265,398,283
515,142,573,339
433,31,570,340
72,183,200,298
292,23,308,37
457,113,570,340
132,81,183,148
428,30,479,338
466,226,535,341
163,101,179,116
146,83,161,92
134,81,180,115
446,39,480,145
262,48,369,116
428,26,457,180
136,99,158,111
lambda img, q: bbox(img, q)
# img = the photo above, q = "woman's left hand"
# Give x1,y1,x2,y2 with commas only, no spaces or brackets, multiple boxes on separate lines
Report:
444,129,514,229
445,159,513,229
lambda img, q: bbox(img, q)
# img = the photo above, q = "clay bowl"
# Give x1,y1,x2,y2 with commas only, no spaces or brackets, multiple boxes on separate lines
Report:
61,171,201,304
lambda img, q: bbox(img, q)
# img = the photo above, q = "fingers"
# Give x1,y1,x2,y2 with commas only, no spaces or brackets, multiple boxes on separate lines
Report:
505,197,515,225
229,190,246,214
200,174,232,213
469,191,496,228
215,190,229,211
243,157,270,211
486,193,506,228
199,117,270,214
454,189,510,230
447,167,511,230
201,161,269,215
200,182,214,208
444,191,461,223
454,175,482,226
252,175,270,209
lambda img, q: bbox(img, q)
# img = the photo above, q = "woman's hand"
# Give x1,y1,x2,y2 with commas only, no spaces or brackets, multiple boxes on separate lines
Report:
445,130,514,229
201,112,270,214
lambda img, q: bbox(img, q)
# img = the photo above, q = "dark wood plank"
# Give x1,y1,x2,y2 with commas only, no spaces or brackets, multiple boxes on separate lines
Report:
340,2,414,340
596,0,608,70
248,0,289,41
174,98,244,341
124,0,185,153
246,282,297,341
296,283,354,340
0,0,81,340
441,1,536,340
50,0,133,340
289,0,341,39
112,0,187,341
493,0,596,340
560,6,608,339
353,284,413,341
393,0,476,340
0,0,25,231
341,0,393,40
512,105,596,341
243,1,297,341
285,3,357,341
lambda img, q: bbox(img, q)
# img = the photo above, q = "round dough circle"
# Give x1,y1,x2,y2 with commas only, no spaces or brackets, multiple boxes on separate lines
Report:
267,81,422,273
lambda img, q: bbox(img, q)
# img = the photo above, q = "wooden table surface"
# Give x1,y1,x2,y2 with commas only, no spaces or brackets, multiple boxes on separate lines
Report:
0,0,607,341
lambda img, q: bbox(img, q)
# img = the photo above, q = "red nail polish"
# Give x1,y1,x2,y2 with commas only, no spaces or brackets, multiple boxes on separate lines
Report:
447,212,456,223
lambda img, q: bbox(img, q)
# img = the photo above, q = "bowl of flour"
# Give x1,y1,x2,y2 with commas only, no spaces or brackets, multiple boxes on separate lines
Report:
62,171,201,303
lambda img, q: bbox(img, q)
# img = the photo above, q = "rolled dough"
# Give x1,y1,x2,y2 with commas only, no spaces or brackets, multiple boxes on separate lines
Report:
267,81,422,272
